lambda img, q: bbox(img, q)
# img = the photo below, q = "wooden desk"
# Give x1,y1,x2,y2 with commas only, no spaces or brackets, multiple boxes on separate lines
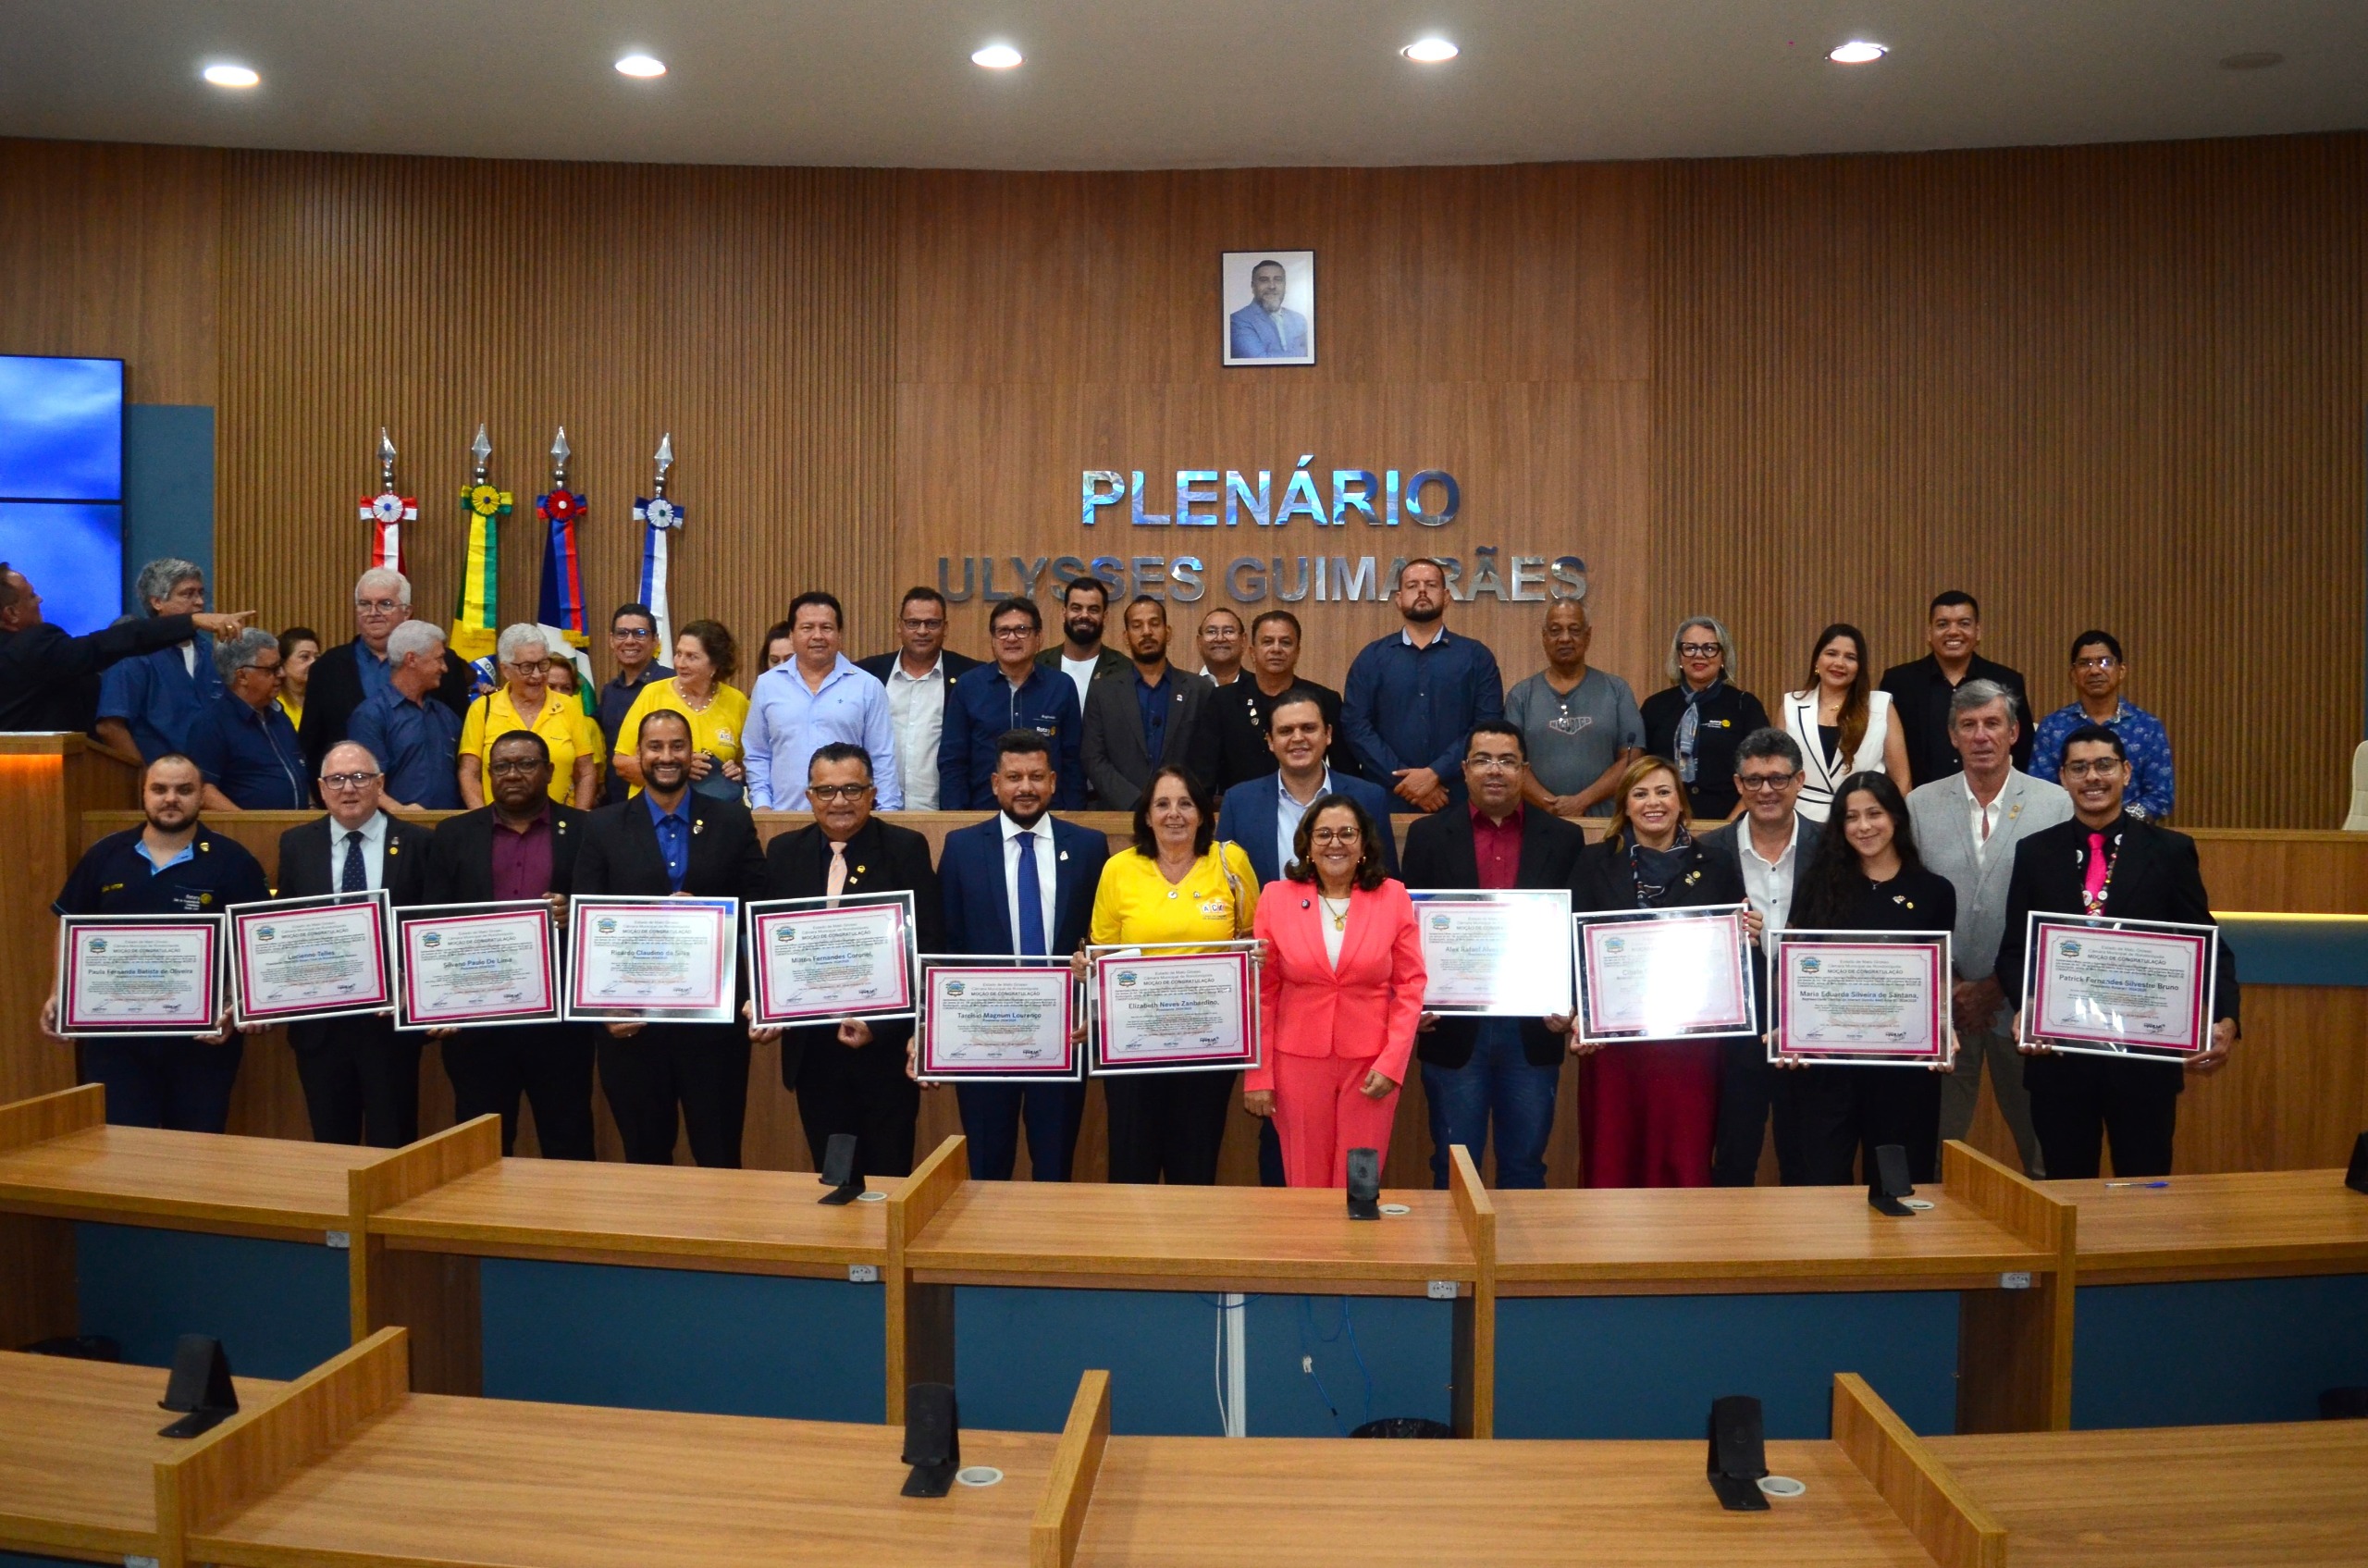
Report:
1933,1421,2368,1567
2065,1168,2368,1285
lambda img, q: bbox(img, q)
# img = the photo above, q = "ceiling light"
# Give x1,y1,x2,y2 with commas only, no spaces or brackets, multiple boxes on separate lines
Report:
971,43,1023,69
614,54,666,79
1401,37,1459,64
1827,41,1888,64
2219,51,2284,70
201,63,260,89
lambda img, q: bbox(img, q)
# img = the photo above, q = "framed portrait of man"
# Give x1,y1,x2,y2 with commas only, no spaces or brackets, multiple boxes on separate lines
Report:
1221,250,1316,366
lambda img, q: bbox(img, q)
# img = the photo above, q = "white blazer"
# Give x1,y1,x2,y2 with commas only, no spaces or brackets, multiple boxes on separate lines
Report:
1783,687,1892,822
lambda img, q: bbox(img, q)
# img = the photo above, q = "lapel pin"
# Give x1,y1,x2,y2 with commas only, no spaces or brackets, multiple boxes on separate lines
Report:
693,819,706,834
1059,851,1069,861
856,865,867,875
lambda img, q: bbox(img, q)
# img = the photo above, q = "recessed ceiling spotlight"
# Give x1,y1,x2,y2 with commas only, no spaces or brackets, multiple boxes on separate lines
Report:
1401,37,1459,64
1827,41,1888,65
201,63,260,89
614,54,666,79
971,43,1023,69
2218,51,2285,70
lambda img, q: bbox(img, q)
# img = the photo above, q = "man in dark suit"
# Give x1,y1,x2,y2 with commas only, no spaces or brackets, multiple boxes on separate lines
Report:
300,567,475,790
1401,721,1588,1189
421,729,597,1159
1207,609,1354,790
574,707,770,1167
936,730,1109,1180
753,742,944,1179
273,739,434,1147
855,586,980,813
1215,687,1398,886
1080,595,1218,809
1996,723,2238,1179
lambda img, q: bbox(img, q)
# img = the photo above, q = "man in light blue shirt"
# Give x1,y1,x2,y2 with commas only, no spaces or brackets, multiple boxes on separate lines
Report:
743,591,901,810
1227,258,1310,359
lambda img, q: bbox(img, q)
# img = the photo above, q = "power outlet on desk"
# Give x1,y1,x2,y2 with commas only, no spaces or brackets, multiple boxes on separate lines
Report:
1426,1280,1459,1300
848,1265,880,1283
125,1555,160,1568
324,1230,351,1249
1999,1272,2033,1290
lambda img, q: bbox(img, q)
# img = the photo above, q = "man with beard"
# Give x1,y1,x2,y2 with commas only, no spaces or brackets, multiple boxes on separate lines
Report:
1034,575,1127,714
43,754,269,1130
1340,558,1504,812
1081,595,1217,809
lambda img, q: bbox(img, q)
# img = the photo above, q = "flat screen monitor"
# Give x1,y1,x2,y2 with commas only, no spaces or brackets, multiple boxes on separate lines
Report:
0,355,125,636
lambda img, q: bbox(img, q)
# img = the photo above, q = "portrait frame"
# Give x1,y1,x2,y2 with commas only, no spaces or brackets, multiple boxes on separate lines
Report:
1221,250,1317,366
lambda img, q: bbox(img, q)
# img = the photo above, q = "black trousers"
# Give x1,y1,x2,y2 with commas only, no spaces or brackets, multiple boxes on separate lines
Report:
790,1033,921,1179
288,1016,421,1148
441,1023,598,1160
1782,1064,1945,1187
2025,1054,2182,1179
79,1037,242,1132
1103,1070,1236,1185
597,1023,750,1167
1712,1036,1804,1186
954,1081,1086,1180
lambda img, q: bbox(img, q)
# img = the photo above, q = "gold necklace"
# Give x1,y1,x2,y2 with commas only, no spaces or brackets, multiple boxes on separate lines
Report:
1318,894,1350,931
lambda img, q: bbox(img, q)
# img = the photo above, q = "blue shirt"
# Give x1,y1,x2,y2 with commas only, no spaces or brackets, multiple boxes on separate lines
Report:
354,643,397,704
182,694,310,809
2031,699,2177,821
1135,668,1172,763
598,662,672,805
1338,626,1505,809
938,663,1084,811
95,635,223,760
645,789,691,892
349,686,463,810
55,825,269,917
743,654,902,810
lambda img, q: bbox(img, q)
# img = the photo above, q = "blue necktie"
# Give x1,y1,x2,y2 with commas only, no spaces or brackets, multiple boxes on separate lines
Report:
1014,830,1047,957
340,831,367,893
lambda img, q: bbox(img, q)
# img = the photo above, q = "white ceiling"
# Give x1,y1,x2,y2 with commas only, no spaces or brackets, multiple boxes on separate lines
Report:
1,0,2362,169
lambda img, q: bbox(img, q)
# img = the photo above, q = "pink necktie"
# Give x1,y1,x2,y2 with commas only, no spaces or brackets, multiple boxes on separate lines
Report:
826,840,848,907
2082,831,2109,907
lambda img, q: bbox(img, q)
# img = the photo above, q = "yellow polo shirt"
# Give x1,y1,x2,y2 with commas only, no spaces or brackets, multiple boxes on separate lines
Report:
614,678,751,796
460,687,590,803
1090,842,1259,949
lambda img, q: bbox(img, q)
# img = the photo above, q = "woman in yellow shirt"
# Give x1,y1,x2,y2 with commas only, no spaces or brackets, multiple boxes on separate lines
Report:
458,624,599,809
274,626,319,732
612,620,750,798
1087,764,1258,1184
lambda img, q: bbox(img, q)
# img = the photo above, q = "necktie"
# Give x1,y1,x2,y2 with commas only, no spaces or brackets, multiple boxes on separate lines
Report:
825,840,848,907
340,831,366,893
2082,831,2111,910
1014,831,1047,956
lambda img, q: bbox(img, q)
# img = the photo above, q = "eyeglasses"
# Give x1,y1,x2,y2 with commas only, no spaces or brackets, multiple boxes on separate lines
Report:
320,772,381,789
353,599,402,614
993,625,1035,640
487,759,546,778
2061,759,2125,779
244,663,283,680
1678,643,1723,659
2073,656,2119,671
808,784,872,802
901,617,945,633
612,628,654,641
1309,827,1362,845
1737,773,1798,792
1465,753,1523,772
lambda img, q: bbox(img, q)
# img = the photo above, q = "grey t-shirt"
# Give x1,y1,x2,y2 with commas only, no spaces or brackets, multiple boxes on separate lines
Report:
1505,667,1645,809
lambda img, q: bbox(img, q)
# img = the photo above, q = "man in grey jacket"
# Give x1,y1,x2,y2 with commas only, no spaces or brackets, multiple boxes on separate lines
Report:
1079,595,1216,809
1907,679,2072,1176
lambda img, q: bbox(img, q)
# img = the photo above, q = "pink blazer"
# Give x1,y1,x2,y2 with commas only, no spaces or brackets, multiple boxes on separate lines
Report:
1249,878,1428,1093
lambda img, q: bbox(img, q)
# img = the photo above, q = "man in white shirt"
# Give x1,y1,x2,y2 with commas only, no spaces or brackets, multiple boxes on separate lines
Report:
1033,575,1127,711
1908,680,2073,1177
857,587,982,813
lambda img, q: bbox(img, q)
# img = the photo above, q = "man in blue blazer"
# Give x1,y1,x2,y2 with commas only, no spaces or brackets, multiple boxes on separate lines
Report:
1215,687,1398,887
937,730,1110,1180
1227,258,1310,359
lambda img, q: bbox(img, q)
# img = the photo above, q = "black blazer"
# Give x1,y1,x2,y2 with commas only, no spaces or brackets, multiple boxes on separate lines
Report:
855,648,983,686
574,792,770,903
761,816,945,1092
1401,807,1590,1068
1571,833,1747,915
422,804,593,904
274,812,434,903
301,636,476,787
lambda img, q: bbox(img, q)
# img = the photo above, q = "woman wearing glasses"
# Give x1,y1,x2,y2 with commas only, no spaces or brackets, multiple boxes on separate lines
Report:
611,620,749,801
1244,794,1426,1187
1639,617,1770,823
458,623,600,809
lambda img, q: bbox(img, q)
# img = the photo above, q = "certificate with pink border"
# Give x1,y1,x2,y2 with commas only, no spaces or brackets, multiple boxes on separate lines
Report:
56,914,223,1037
228,892,392,1027
918,959,1079,1082
1770,931,1953,1066
746,894,918,1027
1090,944,1260,1076
2022,914,2214,1060
564,895,738,1023
1574,905,1756,1045
394,902,560,1031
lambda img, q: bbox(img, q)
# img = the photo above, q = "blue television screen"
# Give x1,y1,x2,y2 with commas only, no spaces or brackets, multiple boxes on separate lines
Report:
0,503,126,636
0,355,126,636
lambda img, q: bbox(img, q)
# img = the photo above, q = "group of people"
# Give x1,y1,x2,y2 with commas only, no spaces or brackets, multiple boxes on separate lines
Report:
4,549,2221,1186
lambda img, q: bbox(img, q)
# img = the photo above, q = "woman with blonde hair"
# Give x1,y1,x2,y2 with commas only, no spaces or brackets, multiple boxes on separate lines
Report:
1638,615,1770,822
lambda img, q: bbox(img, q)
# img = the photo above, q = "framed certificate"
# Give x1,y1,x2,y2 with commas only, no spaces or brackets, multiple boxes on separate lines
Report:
563,895,739,1024
55,914,224,1038
1574,904,1756,1045
393,902,560,1031
1409,889,1575,1018
1770,930,1954,1066
228,891,394,1027
917,957,1079,1082
1089,942,1260,1075
746,893,919,1027
2020,913,2216,1060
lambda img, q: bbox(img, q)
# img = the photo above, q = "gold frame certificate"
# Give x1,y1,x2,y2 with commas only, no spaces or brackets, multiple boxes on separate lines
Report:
563,895,739,1024
2020,913,2217,1061
1089,943,1260,1075
1410,889,1575,1017
1574,904,1756,1046
746,893,919,1027
1770,930,1954,1066
393,902,560,1031
917,958,1079,1082
228,891,393,1027
55,914,224,1037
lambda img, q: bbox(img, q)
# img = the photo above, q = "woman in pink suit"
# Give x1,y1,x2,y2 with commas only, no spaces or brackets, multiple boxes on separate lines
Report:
1244,795,1428,1188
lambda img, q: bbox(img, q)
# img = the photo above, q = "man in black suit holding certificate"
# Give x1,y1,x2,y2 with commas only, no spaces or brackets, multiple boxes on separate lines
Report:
1996,722,2238,1179
422,730,597,1159
273,739,434,1147
574,708,768,1167
752,742,944,1179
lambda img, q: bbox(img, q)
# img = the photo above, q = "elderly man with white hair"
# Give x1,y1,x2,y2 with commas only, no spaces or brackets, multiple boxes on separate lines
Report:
349,619,464,810
457,623,599,809
93,557,223,763
300,566,475,788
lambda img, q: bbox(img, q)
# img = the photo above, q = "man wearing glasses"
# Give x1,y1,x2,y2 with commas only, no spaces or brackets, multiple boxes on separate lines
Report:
857,586,981,813
300,567,475,792
597,602,672,806
1698,728,1823,1185
938,597,1084,810
2029,631,2174,821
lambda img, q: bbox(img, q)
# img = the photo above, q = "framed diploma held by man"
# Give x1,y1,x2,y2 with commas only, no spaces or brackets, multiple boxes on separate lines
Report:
1770,931,1953,1066
393,902,560,1031
228,891,393,1027
1089,942,1259,1075
55,914,224,1037
2020,913,2216,1060
1409,889,1575,1018
563,895,738,1024
746,893,918,1027
917,957,1079,1082
1574,904,1755,1045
